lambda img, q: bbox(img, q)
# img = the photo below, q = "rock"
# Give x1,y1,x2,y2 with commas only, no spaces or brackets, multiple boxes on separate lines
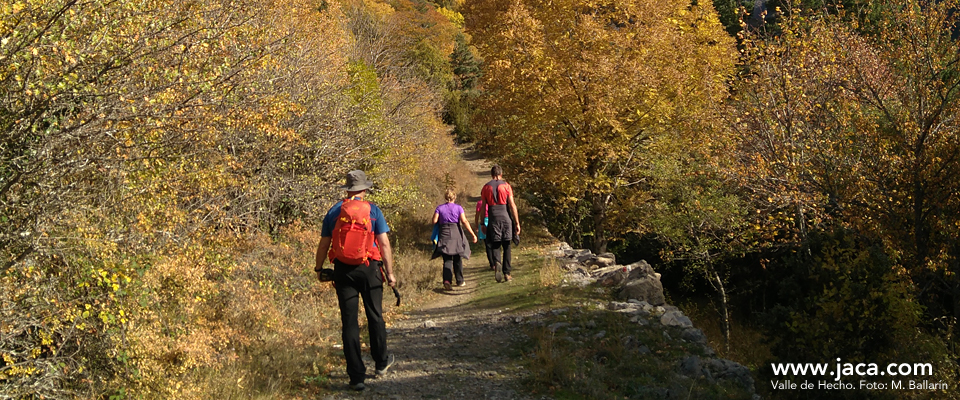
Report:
591,264,623,277
561,261,581,271
625,260,657,278
593,330,606,339
703,346,716,357
598,266,629,287
607,301,633,311
638,345,651,354
548,242,575,257
585,254,616,269
704,358,756,393
619,275,665,305
576,253,595,264
680,355,702,378
681,328,708,345
660,311,694,328
423,320,438,329
598,252,617,264
618,261,665,305
551,308,569,315
585,320,597,328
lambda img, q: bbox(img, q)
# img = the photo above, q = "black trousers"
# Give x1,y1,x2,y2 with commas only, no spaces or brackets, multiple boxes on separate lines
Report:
334,260,389,385
491,240,512,275
442,254,464,285
483,238,495,268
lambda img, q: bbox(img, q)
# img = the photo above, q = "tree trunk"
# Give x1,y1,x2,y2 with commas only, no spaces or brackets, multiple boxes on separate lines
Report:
590,193,608,254
713,268,731,354
913,178,929,265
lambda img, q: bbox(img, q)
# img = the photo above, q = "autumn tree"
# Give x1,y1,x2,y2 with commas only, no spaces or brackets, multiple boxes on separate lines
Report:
732,0,960,386
466,0,737,253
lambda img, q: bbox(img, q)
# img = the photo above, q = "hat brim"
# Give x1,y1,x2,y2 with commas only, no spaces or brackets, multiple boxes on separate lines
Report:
340,181,374,191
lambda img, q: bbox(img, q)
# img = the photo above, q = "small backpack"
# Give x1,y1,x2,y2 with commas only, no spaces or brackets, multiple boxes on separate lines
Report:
328,198,381,265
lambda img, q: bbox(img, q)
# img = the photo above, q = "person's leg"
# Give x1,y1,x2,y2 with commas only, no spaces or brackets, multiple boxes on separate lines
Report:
501,240,512,277
335,276,365,385
490,240,503,267
453,255,464,285
484,239,495,269
442,254,454,285
490,241,504,282
359,263,388,370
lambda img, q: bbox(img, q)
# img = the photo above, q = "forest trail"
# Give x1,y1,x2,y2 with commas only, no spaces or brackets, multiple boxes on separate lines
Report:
321,153,554,400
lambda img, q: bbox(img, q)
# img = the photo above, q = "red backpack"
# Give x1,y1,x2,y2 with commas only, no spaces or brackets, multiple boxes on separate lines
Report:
328,198,382,265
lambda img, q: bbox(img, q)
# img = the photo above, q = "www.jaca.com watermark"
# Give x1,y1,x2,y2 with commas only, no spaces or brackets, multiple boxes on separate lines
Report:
770,359,949,391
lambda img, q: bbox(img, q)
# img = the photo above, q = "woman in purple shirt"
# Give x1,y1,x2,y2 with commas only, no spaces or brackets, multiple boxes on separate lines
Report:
432,189,478,290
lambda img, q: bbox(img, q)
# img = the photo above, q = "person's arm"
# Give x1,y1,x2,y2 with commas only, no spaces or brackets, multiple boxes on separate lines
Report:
474,201,482,230
509,194,521,236
376,232,396,287
432,211,440,225
315,236,332,281
460,211,478,243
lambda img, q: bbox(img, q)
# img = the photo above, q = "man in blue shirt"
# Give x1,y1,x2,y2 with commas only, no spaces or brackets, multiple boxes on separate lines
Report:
315,170,396,391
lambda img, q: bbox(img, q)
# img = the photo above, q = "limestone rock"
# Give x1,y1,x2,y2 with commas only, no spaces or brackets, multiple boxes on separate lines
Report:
660,311,694,328
705,358,756,393
618,262,665,306
680,355,702,378
681,328,708,345
597,266,629,287
585,253,616,269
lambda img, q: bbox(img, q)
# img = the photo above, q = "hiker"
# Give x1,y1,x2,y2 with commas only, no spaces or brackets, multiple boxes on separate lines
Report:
477,165,520,282
314,170,396,391
432,189,478,290
475,197,496,270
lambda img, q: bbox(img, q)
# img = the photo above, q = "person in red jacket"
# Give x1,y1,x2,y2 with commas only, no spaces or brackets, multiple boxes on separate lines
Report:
478,165,520,282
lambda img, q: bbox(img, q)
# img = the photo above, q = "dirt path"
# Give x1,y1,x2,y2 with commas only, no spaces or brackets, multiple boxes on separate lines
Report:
320,155,550,400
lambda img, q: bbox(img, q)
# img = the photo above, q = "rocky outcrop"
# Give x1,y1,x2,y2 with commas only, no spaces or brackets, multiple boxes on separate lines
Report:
619,261,665,305
550,243,757,396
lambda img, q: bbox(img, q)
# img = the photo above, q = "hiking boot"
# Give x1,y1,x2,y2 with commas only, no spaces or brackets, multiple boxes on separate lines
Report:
494,261,503,283
349,382,366,391
504,274,512,282
457,281,466,287
376,354,395,377
443,281,452,290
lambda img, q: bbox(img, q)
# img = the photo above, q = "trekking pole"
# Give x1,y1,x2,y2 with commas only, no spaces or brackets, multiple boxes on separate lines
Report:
392,286,401,307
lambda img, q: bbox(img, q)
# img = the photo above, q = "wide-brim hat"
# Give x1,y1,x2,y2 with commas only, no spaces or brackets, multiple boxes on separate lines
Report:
341,170,374,191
